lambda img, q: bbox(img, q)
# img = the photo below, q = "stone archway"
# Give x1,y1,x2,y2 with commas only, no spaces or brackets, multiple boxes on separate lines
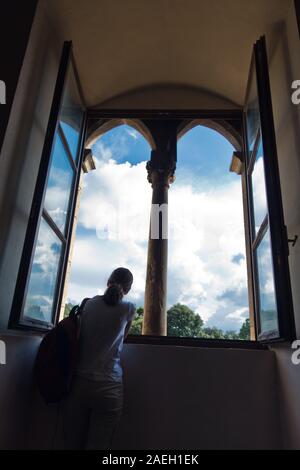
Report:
177,118,243,151
85,118,156,151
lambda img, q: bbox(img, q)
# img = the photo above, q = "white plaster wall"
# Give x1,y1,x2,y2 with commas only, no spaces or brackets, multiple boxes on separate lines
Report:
266,1,300,449
0,339,282,450
114,344,281,450
0,1,60,330
0,334,42,449
96,85,239,110
0,1,62,449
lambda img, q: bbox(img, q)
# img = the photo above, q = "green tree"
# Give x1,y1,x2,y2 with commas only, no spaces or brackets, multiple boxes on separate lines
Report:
224,330,239,340
129,316,143,335
64,302,75,318
80,299,250,341
128,306,144,335
167,303,203,337
202,326,226,339
238,318,250,340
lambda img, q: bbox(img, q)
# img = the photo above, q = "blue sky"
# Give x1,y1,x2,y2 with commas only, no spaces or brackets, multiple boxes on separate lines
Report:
177,126,237,189
66,124,249,332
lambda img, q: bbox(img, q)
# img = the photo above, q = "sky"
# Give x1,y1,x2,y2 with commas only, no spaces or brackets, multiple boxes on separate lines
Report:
65,123,251,332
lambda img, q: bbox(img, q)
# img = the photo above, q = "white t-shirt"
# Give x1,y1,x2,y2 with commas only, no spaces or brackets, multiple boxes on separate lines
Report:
76,295,136,383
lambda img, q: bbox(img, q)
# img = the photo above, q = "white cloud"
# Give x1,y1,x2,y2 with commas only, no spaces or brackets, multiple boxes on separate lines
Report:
44,166,72,232
67,143,249,331
252,156,268,230
79,159,152,242
126,128,139,140
92,140,113,163
167,180,248,325
66,235,147,305
226,307,249,321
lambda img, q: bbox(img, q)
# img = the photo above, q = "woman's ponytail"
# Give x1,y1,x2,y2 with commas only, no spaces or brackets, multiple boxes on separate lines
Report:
103,267,133,306
103,283,123,306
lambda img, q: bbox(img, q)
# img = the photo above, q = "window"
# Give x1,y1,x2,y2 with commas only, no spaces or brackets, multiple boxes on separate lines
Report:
243,37,295,342
60,124,151,317
166,125,250,340
10,42,86,329
10,37,295,343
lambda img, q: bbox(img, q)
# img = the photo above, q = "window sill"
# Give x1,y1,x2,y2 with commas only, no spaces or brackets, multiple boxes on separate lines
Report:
125,334,268,350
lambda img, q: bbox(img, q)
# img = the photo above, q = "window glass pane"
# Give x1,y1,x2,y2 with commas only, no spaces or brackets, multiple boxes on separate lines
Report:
251,140,268,234
246,59,260,152
23,218,63,323
44,133,74,234
256,229,279,338
60,65,83,160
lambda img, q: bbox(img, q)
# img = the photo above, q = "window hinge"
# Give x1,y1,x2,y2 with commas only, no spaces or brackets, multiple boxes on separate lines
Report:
288,234,298,247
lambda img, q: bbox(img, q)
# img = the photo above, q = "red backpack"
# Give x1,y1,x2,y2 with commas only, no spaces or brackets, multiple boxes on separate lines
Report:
34,298,90,404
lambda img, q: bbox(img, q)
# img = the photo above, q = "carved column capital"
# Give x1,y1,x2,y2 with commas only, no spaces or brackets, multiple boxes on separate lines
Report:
146,160,176,187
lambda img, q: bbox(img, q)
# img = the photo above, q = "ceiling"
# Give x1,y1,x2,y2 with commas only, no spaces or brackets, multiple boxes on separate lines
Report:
45,0,291,108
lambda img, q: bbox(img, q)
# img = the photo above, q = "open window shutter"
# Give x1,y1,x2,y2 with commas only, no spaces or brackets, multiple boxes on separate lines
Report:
244,36,295,343
10,41,87,330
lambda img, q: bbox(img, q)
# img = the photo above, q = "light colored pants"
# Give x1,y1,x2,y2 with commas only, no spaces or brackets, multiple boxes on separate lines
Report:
62,376,123,450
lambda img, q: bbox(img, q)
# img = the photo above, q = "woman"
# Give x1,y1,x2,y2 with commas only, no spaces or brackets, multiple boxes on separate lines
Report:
63,267,136,450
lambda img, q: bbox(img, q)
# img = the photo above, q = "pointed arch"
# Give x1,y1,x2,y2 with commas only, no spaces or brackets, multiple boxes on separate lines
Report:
177,119,242,151
85,118,156,150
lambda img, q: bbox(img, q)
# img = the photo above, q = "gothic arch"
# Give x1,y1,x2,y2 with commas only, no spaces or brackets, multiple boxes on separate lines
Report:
85,118,156,150
177,119,242,151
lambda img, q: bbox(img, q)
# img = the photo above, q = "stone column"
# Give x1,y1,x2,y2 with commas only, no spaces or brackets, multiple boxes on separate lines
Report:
142,160,175,336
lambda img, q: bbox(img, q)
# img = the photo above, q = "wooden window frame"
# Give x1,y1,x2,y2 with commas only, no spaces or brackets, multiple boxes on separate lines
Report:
9,42,87,331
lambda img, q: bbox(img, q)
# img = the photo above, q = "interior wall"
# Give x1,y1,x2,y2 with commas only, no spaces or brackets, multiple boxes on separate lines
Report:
95,84,239,110
0,1,61,330
0,1,61,449
45,0,290,107
0,1,38,152
0,340,282,450
113,344,281,450
0,335,42,449
266,1,300,449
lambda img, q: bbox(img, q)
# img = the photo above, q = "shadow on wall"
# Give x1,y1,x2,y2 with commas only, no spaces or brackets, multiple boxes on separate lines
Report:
0,334,66,450
0,335,43,449
0,338,282,450
113,344,281,450
268,9,300,450
94,83,240,110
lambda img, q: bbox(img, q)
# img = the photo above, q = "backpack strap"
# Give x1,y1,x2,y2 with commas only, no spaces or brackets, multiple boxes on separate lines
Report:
69,298,90,319
68,305,79,318
78,297,90,315
75,298,90,339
